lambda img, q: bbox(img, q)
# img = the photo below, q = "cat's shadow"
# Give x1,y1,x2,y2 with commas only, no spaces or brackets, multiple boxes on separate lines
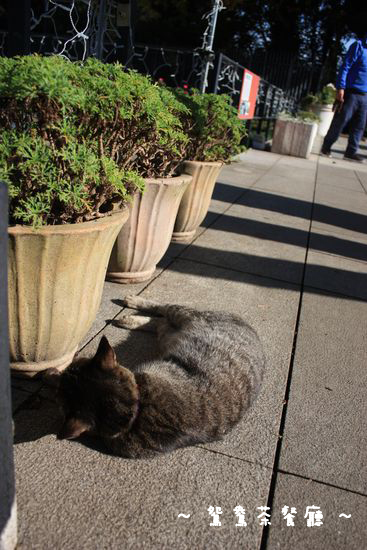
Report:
13,327,160,450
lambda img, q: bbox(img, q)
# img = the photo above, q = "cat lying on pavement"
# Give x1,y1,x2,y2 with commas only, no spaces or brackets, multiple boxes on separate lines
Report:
45,295,265,458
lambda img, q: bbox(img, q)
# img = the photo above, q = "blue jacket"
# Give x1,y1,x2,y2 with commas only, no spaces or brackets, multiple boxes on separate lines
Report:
336,38,367,92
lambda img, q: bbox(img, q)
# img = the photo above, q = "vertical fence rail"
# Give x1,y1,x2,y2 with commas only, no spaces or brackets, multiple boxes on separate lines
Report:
0,183,17,550
6,0,30,56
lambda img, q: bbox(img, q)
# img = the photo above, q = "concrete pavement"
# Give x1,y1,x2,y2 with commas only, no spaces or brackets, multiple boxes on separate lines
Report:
11,137,367,549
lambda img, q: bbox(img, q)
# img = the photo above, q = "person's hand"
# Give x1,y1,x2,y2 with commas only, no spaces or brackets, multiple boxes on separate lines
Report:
336,89,344,102
333,89,345,113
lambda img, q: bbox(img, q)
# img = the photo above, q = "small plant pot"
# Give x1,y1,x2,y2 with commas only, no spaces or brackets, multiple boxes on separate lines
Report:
107,174,192,283
171,160,223,243
8,210,129,376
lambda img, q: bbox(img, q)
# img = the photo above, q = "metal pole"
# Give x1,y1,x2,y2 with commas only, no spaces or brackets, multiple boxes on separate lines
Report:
95,0,107,60
199,0,222,93
213,52,223,94
0,182,17,550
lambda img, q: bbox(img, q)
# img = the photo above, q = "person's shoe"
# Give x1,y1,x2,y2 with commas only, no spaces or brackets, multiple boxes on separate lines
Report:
343,152,365,163
320,147,332,157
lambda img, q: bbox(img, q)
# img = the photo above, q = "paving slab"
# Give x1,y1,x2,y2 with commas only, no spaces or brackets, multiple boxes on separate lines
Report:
274,154,317,171
81,259,301,468
311,202,367,242
220,162,268,180
79,259,172,350
304,251,367,300
279,290,367,493
317,162,362,181
14,398,269,550
266,472,367,550
236,188,313,225
254,173,315,201
179,217,308,284
314,185,367,210
317,169,364,193
234,149,281,168
309,228,367,262
355,170,367,192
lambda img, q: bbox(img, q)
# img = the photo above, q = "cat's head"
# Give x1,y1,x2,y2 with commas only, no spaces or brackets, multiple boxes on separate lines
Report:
44,336,139,441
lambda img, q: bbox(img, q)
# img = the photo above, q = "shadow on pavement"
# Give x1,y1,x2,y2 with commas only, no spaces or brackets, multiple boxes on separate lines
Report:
200,213,367,262
212,185,367,237
165,246,367,300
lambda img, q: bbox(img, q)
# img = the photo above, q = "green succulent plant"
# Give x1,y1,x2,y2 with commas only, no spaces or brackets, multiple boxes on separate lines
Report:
0,55,188,226
173,88,247,163
301,84,336,110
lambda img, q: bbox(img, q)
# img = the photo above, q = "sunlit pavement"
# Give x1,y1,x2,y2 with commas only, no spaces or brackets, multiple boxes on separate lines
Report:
11,136,367,549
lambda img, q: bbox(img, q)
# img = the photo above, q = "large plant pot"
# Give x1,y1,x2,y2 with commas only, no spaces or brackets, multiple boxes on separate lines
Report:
312,103,334,137
171,160,222,242
271,119,318,159
8,210,129,375
107,174,191,284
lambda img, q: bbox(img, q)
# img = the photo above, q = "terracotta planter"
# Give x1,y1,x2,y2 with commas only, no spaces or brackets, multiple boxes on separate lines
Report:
171,160,223,242
107,174,191,284
8,210,129,375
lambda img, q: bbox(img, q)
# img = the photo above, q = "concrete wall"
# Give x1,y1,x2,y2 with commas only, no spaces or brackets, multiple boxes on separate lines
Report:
0,183,17,550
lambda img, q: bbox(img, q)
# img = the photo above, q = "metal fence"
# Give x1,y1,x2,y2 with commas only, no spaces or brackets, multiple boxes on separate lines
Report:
1,0,311,144
241,49,322,101
124,44,205,89
214,53,298,143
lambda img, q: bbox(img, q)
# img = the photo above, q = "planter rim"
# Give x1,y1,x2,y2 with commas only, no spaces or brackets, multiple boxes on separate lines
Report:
183,160,224,168
277,119,318,127
8,208,129,236
143,173,192,186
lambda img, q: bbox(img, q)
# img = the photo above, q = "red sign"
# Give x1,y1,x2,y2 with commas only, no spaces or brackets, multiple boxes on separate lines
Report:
238,69,260,120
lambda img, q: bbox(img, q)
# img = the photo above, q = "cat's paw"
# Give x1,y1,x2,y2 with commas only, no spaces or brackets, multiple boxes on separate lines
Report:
114,315,157,332
114,315,140,329
122,295,143,310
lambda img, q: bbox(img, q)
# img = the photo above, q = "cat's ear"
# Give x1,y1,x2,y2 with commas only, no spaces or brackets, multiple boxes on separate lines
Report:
94,335,117,371
57,417,90,440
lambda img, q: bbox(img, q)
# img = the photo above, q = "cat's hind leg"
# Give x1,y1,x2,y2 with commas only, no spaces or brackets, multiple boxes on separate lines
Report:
114,315,162,332
122,295,193,329
122,295,166,316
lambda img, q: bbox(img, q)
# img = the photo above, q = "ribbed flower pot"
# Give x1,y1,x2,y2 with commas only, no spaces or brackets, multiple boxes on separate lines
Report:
171,160,223,242
8,210,129,375
107,174,192,284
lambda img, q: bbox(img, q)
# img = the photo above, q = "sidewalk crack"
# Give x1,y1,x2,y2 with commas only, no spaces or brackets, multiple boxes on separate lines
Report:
260,155,319,550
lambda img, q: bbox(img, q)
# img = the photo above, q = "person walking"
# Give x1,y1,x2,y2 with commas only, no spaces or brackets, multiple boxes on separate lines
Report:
322,35,367,162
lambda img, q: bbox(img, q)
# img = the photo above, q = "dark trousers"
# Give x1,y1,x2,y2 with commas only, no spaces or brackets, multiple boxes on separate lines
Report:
323,91,367,154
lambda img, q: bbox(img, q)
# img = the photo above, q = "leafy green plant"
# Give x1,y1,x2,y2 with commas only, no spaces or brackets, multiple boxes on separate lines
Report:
301,84,336,110
0,55,188,226
173,89,247,162
296,110,320,123
277,110,320,123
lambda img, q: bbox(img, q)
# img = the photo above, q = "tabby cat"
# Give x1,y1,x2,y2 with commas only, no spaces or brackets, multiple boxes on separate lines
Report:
46,295,265,458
